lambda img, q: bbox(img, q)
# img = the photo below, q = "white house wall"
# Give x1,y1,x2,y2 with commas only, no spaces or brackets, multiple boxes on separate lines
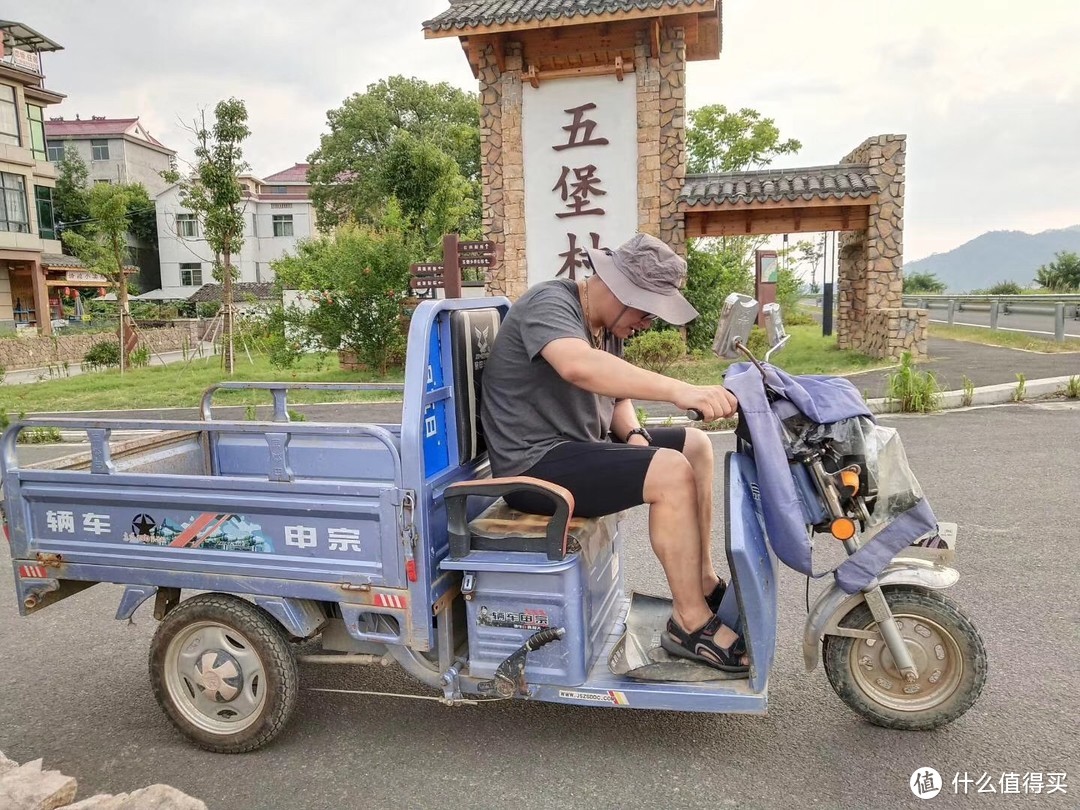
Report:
156,187,316,291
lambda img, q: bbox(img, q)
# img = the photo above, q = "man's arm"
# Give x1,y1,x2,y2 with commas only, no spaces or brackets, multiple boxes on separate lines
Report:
610,398,650,445
541,338,737,421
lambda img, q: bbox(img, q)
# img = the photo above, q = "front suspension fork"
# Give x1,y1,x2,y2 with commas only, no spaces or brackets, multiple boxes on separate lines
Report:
861,585,919,681
809,457,919,681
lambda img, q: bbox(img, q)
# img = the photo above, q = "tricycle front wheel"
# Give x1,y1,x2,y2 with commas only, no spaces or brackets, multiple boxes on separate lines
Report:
822,585,987,730
149,593,299,753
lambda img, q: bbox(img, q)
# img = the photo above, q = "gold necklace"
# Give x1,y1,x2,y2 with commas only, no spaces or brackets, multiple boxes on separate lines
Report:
579,280,604,349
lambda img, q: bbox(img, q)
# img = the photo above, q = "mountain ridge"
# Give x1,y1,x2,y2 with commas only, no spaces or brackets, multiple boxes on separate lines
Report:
904,225,1080,292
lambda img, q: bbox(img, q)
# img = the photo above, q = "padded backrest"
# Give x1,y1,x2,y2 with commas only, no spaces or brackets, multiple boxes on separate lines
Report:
450,308,502,464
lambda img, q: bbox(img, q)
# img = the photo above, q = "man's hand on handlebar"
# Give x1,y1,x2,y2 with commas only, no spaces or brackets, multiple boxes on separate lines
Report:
674,383,738,422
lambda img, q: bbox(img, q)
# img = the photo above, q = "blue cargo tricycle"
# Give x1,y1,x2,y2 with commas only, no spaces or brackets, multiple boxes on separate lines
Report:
1,293,986,752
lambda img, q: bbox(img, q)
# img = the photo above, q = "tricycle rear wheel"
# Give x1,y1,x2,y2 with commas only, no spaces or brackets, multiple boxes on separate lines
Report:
822,585,987,730
149,593,299,753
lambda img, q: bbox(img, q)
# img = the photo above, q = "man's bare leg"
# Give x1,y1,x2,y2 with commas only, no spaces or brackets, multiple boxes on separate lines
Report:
644,449,742,657
680,428,720,595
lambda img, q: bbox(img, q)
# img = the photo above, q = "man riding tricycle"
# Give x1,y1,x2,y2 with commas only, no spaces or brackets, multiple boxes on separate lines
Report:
2,234,986,752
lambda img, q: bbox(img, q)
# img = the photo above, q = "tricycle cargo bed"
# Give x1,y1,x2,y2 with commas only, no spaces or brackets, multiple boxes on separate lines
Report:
3,418,411,591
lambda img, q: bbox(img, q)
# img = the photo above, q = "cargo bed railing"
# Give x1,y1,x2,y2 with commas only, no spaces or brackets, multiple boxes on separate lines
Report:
1,417,404,487
199,382,406,423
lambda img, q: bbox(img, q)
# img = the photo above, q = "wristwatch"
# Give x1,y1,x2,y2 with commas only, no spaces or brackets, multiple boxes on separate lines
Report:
625,427,653,445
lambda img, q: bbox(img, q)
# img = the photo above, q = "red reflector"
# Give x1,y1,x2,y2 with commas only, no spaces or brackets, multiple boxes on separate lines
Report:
406,559,418,582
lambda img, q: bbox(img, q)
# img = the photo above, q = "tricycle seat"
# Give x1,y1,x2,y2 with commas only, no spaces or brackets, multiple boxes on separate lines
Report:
445,476,607,560
467,497,607,557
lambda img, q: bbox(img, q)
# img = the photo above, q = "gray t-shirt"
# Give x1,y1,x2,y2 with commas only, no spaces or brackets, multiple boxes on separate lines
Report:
480,278,617,476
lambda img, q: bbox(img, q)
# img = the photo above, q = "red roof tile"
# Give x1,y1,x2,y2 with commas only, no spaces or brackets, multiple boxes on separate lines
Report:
44,117,170,149
263,163,310,184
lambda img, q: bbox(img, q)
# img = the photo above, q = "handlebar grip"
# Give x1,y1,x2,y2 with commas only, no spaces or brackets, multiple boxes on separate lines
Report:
686,409,704,421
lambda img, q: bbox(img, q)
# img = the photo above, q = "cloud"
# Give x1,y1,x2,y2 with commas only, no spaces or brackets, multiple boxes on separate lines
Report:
11,0,1080,259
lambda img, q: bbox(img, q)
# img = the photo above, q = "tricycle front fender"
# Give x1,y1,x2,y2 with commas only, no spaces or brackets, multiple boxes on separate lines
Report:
802,559,959,672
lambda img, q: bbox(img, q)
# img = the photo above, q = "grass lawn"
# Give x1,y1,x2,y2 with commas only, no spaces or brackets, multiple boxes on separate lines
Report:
1,353,405,415
668,324,889,385
1,325,884,414
929,323,1080,353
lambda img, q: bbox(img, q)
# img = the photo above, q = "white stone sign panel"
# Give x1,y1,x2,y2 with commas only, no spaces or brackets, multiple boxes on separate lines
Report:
521,75,638,287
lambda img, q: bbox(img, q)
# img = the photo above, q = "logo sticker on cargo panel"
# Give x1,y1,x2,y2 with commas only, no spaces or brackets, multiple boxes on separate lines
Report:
477,606,550,630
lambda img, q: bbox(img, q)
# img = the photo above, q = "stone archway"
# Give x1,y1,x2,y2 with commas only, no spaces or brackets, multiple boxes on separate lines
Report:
680,134,925,359
423,1,924,360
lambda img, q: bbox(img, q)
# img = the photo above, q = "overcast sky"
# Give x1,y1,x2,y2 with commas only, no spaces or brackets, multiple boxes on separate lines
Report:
12,0,1080,261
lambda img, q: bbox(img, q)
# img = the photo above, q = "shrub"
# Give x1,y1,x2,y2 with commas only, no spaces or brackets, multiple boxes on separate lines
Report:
624,329,686,374
83,341,121,371
128,346,151,368
1065,376,1080,399
18,426,62,444
961,374,975,407
986,281,1023,296
1013,373,1026,402
271,215,414,373
886,352,941,413
683,239,753,353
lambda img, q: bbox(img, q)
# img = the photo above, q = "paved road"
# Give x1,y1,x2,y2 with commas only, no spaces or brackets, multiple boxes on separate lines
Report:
1,405,1078,808
929,308,1080,339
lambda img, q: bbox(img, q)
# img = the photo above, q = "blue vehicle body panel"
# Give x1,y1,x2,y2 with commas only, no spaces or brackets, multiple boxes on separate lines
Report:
1,295,786,719
725,451,780,694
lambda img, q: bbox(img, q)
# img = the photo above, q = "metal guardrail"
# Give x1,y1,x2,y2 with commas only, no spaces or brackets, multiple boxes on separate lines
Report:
900,295,1080,341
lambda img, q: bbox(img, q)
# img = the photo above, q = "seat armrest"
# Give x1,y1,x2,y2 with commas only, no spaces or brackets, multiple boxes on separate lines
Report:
445,477,575,561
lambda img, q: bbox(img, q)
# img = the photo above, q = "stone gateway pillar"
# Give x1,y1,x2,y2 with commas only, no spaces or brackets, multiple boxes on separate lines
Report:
424,1,722,299
837,135,926,358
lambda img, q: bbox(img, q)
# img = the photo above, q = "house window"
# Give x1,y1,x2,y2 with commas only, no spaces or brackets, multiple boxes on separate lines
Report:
0,85,19,146
27,104,46,161
175,213,198,238
272,214,294,237
0,172,29,233
271,186,288,194
180,263,203,286
46,140,64,162
91,139,110,160
251,212,258,238
34,185,55,240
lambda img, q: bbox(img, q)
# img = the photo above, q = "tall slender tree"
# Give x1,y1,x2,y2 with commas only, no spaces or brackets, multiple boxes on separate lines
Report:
62,184,141,371
165,98,250,373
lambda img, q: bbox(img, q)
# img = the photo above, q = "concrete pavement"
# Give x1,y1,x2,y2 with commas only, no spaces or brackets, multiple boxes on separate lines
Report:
1,404,1077,809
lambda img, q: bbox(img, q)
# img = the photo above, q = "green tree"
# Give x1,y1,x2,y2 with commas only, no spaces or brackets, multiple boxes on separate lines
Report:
307,76,480,252
1035,251,1080,291
379,131,478,253
682,239,754,352
164,98,251,373
61,184,141,369
686,105,802,174
270,208,415,373
124,184,157,247
903,271,947,294
52,143,91,248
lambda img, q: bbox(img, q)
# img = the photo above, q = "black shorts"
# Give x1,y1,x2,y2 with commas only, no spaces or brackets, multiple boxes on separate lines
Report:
503,427,688,518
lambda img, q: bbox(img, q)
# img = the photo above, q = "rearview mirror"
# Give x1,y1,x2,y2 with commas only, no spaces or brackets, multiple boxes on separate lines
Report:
712,293,758,358
762,302,789,359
